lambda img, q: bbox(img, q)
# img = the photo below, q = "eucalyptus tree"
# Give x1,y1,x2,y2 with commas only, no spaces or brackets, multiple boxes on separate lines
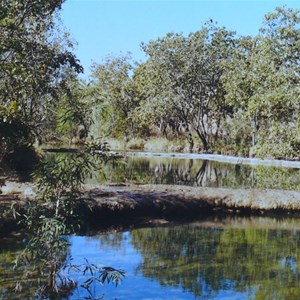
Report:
142,22,236,151
224,7,300,158
222,36,258,152
90,54,141,139
0,0,82,158
11,150,124,297
255,7,300,157
55,79,94,144
129,61,178,138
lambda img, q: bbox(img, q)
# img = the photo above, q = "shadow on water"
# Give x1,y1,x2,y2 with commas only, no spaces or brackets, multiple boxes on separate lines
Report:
0,146,40,182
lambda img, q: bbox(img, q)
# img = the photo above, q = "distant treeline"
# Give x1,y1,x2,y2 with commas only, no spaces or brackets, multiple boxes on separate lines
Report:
1,3,299,160
88,7,300,159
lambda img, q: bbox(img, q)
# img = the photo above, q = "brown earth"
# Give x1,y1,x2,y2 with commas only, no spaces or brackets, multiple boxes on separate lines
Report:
84,184,300,214
1,181,300,235
2,181,300,214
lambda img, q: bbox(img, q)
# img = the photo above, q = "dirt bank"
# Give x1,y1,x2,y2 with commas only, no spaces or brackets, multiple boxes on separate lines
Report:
1,182,300,233
83,184,300,215
1,181,300,212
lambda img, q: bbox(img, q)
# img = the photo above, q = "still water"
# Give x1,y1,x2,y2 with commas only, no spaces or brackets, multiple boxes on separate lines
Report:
2,153,300,299
2,217,300,299
89,154,300,190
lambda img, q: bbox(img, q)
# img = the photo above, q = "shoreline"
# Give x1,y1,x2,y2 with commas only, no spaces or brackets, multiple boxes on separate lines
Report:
2,182,300,211
84,184,300,212
1,182,300,219
45,147,300,169
1,182,300,236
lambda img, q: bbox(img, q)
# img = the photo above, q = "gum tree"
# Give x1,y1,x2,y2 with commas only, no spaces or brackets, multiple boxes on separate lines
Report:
224,7,300,158
141,22,235,152
90,54,141,140
0,0,82,158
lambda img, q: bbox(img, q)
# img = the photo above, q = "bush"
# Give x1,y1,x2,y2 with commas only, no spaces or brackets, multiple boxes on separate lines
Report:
127,138,145,150
254,142,298,159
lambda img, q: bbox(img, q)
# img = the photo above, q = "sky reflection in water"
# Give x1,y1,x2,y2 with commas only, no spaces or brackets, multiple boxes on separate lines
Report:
2,218,300,299
65,218,300,300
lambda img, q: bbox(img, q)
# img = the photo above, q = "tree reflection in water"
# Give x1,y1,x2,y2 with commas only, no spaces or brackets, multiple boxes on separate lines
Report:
2,218,300,299
129,221,300,299
96,156,300,190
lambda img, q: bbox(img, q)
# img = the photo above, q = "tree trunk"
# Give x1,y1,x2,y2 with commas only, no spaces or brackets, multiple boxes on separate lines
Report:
187,132,194,153
195,128,209,152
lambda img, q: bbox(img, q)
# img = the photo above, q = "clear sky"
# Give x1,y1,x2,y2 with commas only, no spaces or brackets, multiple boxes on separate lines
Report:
61,0,300,78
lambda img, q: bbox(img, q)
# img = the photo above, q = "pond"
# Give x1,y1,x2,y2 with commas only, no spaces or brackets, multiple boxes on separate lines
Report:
84,153,300,190
2,152,300,299
1,216,300,299
8,151,300,191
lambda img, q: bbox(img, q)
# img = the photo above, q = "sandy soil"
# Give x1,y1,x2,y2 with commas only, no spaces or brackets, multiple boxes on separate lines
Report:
2,181,299,212
84,184,300,212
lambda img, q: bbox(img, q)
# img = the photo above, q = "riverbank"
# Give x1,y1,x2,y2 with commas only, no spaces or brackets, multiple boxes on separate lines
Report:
3,181,300,210
82,184,300,217
1,181,300,236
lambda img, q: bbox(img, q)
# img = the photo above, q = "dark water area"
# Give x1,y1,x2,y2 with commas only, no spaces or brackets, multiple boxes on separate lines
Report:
2,216,300,299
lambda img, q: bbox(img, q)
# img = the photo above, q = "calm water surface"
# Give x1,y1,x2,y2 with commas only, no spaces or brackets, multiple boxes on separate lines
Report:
2,153,300,298
5,151,300,190
89,154,300,190
2,217,300,299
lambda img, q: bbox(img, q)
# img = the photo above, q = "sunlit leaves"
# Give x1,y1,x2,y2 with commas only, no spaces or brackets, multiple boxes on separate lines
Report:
141,23,235,151
0,0,82,155
222,7,300,158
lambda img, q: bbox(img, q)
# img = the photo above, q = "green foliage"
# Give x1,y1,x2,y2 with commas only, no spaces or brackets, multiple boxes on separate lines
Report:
14,217,69,296
140,23,235,151
85,6,300,159
0,0,82,156
32,154,94,223
223,7,300,158
55,80,94,144
90,54,140,139
12,147,125,298
2,4,300,160
75,263,125,294
13,153,93,296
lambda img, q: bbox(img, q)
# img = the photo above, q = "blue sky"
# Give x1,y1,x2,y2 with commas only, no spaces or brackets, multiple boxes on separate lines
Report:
61,0,300,78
